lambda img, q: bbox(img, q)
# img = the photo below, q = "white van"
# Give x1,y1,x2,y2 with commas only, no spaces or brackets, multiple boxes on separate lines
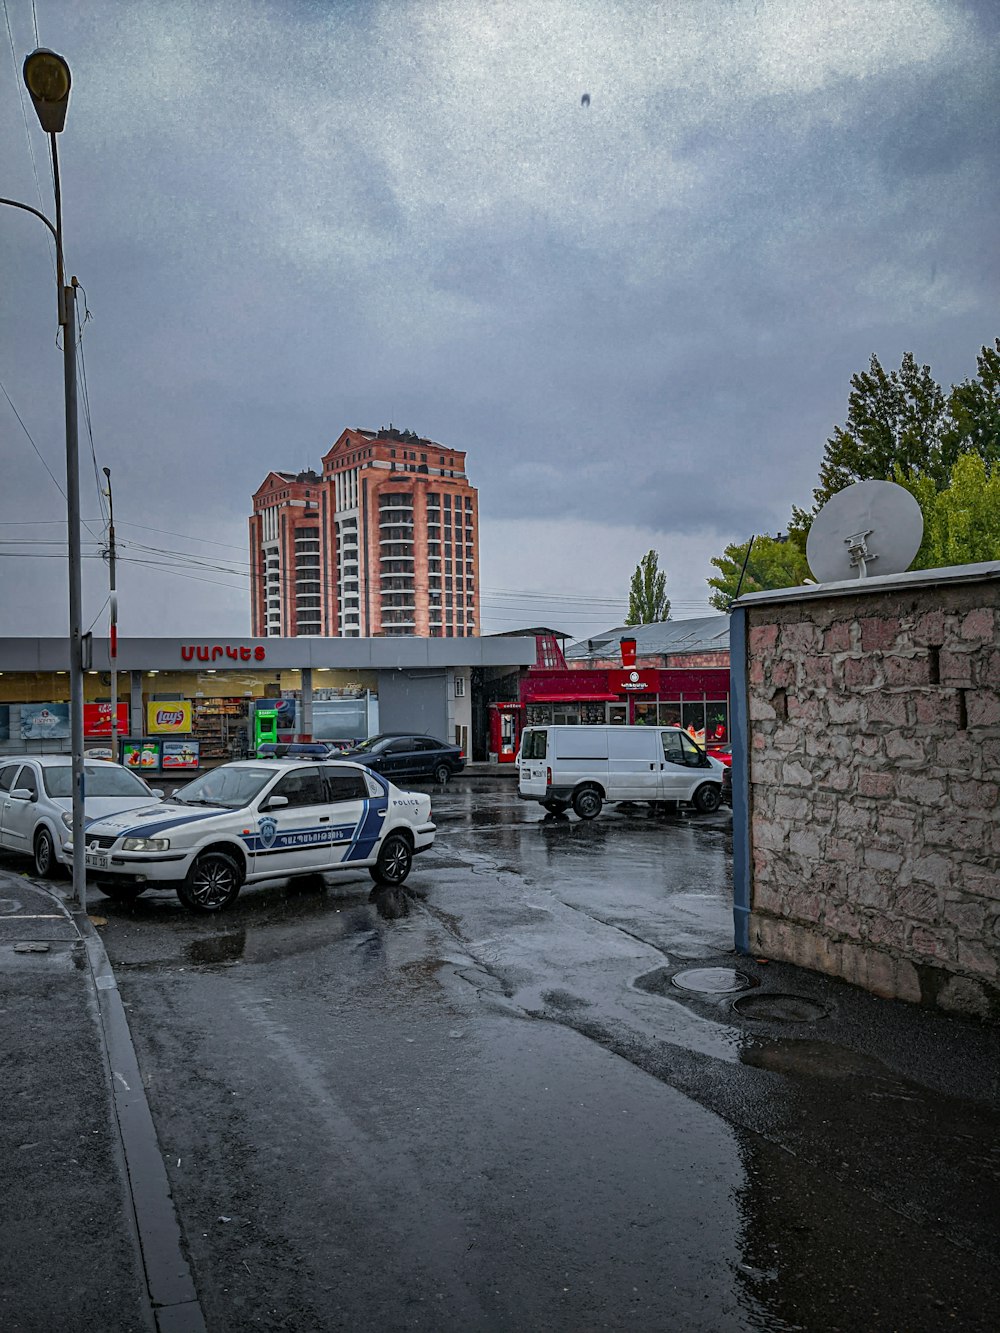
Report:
518,724,725,820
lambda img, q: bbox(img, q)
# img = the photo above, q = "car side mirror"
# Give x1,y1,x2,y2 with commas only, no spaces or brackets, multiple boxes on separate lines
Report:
150,788,165,798
10,787,35,802
265,794,289,809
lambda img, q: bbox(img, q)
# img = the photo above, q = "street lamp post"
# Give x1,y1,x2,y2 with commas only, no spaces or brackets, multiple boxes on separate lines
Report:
1,50,86,910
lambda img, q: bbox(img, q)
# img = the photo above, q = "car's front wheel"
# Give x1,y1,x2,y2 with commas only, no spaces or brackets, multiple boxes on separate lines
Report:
177,850,243,912
369,833,413,886
692,782,722,814
433,763,451,784
33,828,60,879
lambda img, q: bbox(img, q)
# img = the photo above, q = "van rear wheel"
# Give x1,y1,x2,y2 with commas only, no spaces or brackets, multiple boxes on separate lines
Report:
572,787,603,820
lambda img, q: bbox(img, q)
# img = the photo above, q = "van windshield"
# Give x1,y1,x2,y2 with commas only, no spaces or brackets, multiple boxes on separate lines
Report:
521,730,546,760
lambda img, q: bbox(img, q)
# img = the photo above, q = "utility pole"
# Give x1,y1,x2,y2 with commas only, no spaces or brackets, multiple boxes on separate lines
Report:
103,467,119,762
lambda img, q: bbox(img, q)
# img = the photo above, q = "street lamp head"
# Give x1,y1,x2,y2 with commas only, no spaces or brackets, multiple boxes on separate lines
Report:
23,49,72,133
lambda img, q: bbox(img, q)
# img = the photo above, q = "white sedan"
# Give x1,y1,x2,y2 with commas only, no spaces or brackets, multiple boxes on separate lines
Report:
82,759,436,912
0,756,163,878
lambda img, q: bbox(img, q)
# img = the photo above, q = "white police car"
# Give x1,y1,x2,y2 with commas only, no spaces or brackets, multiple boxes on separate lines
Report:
82,759,436,913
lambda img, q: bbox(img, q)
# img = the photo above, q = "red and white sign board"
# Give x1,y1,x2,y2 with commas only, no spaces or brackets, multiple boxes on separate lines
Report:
610,669,655,693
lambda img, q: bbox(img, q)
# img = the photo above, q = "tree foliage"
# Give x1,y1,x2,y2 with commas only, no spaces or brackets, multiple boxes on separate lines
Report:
707,535,810,612
626,550,670,625
898,453,1000,570
706,339,1000,605
814,352,949,507
942,339,1000,477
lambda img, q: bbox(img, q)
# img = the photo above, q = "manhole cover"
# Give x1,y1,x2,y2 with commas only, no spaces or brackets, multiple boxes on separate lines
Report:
732,993,828,1023
671,967,753,994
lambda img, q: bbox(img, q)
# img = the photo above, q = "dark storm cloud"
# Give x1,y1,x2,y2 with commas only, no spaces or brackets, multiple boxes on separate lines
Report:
1,0,997,635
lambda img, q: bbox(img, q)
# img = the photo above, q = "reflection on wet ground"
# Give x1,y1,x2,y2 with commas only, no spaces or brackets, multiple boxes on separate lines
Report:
14,782,999,1330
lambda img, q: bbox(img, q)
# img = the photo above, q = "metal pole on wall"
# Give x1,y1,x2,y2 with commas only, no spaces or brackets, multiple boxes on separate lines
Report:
103,467,119,763
52,140,86,913
22,51,84,910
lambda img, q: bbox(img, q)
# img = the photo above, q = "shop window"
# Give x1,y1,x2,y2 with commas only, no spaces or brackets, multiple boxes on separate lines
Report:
706,701,729,743
682,701,707,743
552,707,580,725
658,702,682,728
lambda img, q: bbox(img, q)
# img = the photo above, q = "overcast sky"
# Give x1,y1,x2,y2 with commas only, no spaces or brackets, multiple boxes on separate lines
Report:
1,0,997,643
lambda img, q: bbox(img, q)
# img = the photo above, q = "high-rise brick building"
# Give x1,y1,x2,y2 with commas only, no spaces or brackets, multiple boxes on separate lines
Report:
249,427,480,638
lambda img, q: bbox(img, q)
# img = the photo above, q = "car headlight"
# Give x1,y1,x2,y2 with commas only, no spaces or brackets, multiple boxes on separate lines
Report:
61,812,73,831
122,836,170,852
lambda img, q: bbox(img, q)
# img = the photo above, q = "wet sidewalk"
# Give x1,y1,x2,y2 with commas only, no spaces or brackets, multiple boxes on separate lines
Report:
0,871,202,1333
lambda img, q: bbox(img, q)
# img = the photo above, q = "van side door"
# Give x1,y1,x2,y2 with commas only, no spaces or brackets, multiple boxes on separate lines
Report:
607,728,658,800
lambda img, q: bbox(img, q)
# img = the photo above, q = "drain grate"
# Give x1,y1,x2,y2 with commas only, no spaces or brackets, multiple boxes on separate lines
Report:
671,967,753,994
732,992,828,1023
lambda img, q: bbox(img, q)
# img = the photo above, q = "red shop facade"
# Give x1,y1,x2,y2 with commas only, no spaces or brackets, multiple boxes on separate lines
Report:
488,664,731,763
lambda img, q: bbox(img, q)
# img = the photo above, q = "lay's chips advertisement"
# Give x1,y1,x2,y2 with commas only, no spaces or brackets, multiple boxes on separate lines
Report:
146,702,192,734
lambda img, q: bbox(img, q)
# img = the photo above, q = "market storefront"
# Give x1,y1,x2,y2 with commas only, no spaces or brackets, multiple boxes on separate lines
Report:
0,635,536,770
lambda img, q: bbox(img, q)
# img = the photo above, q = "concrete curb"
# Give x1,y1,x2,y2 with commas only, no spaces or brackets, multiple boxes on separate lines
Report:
73,904,207,1333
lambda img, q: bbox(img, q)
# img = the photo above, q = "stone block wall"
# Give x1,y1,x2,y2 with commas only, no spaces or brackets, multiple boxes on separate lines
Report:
745,581,1000,1019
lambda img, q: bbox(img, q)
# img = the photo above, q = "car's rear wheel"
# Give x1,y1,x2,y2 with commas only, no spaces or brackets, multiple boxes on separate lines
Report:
572,786,603,820
693,782,722,814
96,880,147,903
369,833,412,886
177,851,243,912
33,828,60,879
433,763,451,784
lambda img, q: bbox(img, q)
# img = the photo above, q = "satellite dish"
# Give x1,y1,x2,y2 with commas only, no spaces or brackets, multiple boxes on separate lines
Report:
806,480,923,583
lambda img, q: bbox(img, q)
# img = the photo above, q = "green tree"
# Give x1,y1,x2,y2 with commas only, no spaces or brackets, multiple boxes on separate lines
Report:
814,352,949,507
942,338,1000,476
898,452,1000,570
707,534,810,612
626,550,670,625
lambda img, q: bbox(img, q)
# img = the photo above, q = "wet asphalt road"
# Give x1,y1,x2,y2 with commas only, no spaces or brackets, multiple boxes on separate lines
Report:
15,781,1000,1330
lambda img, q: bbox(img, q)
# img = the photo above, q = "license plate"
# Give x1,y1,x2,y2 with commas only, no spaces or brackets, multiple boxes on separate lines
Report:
85,852,109,871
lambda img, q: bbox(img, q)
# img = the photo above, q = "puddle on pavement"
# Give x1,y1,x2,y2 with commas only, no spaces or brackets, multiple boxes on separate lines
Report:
370,885,414,919
187,929,247,965
740,1038,901,1082
732,993,829,1023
